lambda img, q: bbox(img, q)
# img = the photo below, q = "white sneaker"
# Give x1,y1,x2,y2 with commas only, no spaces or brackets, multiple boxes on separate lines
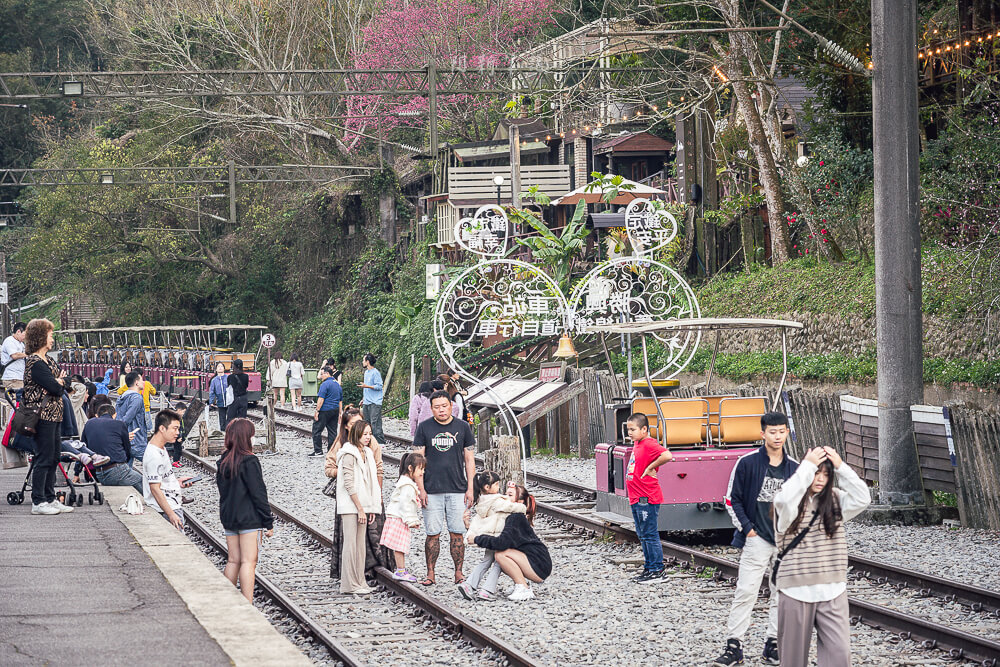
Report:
91,454,111,467
508,584,534,601
31,502,61,515
78,453,93,466
50,499,75,513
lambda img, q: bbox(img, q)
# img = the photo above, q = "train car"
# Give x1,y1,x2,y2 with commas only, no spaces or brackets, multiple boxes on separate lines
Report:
54,325,269,404
590,318,803,532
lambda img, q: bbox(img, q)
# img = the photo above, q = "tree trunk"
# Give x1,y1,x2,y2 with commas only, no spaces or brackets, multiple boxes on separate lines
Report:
485,435,523,486
725,60,793,263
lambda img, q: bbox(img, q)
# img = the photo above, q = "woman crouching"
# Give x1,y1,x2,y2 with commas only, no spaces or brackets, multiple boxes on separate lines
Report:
472,485,551,601
772,446,871,667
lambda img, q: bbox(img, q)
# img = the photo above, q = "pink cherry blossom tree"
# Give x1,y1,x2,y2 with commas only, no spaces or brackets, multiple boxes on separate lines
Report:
344,0,555,150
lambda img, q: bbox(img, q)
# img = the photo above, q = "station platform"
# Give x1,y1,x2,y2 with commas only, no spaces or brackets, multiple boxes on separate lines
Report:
0,466,309,666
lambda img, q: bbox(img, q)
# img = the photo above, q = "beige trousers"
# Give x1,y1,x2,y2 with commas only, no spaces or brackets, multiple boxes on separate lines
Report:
777,590,850,667
340,515,370,594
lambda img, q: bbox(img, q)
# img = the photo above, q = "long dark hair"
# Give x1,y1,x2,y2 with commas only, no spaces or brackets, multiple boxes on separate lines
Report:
88,394,113,419
335,406,361,447
219,418,255,479
512,485,537,525
232,358,244,373
418,381,432,397
473,470,501,503
787,459,841,537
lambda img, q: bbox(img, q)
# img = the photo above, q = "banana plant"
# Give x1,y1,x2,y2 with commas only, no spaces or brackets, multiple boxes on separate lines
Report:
509,199,589,293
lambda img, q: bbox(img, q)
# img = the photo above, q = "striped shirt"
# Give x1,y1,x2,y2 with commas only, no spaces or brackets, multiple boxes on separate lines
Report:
773,460,872,600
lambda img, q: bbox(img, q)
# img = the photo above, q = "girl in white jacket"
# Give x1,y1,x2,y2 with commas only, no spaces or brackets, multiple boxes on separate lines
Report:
379,452,426,582
459,471,526,601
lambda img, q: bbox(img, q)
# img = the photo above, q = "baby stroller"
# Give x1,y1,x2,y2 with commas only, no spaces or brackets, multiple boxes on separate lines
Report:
3,388,106,507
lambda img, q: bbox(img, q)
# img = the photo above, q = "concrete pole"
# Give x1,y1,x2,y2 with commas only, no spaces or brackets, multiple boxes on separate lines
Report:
872,0,925,505
508,124,521,207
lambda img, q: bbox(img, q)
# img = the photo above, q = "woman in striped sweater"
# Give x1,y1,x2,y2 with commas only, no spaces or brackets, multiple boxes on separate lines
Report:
772,446,871,667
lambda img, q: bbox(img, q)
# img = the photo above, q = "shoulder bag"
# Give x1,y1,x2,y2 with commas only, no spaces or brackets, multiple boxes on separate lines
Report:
770,510,819,585
12,394,51,436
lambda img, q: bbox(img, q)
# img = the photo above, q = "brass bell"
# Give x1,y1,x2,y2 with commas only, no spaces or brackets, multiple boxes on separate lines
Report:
553,332,578,358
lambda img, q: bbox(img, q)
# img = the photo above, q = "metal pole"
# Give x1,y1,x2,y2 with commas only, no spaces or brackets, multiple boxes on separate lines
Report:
872,0,925,505
0,252,9,340
427,64,438,155
641,335,666,446
705,329,721,393
228,160,237,225
774,330,788,412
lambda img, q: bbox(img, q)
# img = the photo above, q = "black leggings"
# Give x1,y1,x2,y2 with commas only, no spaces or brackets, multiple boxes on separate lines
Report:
31,420,61,505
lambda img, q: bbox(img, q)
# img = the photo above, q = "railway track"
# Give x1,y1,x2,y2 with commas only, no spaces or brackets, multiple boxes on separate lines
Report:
259,405,1000,665
181,449,536,667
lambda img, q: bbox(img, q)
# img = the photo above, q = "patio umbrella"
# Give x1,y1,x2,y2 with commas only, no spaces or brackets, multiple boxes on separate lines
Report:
552,175,668,206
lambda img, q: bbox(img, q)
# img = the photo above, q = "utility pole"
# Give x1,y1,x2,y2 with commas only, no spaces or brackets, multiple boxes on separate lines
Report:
872,0,925,505
427,64,439,157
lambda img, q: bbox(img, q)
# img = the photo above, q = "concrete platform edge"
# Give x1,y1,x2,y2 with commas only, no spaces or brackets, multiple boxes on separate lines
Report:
103,485,311,666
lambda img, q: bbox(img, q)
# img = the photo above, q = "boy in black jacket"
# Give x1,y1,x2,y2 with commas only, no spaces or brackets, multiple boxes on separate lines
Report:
713,412,798,667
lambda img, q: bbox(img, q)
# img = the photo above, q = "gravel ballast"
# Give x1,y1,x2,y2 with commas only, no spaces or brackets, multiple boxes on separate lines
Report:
184,412,997,665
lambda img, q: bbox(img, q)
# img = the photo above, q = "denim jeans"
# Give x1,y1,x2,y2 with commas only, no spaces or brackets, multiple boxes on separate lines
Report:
95,462,143,494
631,499,663,571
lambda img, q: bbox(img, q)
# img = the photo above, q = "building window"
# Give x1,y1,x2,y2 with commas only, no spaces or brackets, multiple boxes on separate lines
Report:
631,161,648,182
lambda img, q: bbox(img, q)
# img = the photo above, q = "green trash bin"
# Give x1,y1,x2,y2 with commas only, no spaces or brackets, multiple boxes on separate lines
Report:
303,368,319,399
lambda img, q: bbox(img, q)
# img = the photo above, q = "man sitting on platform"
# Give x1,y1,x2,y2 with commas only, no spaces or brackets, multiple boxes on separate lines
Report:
82,403,143,493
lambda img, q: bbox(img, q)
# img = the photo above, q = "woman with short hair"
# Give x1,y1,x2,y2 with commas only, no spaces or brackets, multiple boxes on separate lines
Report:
22,318,75,515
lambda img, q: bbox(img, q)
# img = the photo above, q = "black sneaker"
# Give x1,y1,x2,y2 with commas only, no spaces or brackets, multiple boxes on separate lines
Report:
712,638,744,666
632,568,651,582
307,451,322,457
761,637,779,665
635,568,665,583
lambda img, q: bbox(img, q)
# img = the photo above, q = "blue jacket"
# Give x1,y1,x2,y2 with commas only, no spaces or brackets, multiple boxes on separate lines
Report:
209,374,229,407
95,369,114,395
724,445,798,548
116,389,147,460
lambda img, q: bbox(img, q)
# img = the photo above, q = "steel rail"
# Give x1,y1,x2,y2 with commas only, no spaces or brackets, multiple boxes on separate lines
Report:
533,499,1000,665
182,449,539,667
183,508,365,667
265,405,596,500
264,406,1000,661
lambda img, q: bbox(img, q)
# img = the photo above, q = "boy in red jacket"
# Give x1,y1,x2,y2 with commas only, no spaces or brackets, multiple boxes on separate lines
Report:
625,413,673,583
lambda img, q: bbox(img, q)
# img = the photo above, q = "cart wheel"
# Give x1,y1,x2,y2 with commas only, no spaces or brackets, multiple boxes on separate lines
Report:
77,494,83,507
88,492,94,505
96,492,104,505
17,492,24,505
6,491,18,505
67,492,75,506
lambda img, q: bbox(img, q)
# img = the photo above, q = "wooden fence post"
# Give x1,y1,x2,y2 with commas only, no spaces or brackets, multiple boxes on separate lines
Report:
557,402,571,456
535,414,547,452
577,392,591,457
485,434,523,485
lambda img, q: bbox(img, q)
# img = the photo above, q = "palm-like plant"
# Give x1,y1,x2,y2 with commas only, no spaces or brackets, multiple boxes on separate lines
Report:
509,199,588,293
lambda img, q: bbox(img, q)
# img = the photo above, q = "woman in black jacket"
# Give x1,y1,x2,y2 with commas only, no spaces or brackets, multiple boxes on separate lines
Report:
22,318,75,515
473,485,551,601
226,358,250,424
217,418,274,602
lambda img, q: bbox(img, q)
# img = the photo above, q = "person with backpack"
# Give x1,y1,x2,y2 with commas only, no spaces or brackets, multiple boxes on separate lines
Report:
226,359,250,423
772,446,870,666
